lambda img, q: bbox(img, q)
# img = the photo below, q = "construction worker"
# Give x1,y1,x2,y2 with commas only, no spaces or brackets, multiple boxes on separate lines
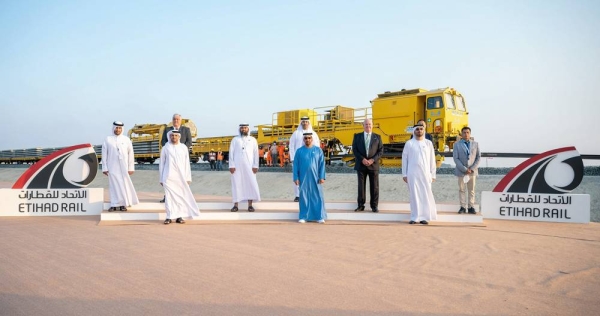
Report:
216,148,224,171
283,147,290,166
208,149,217,171
258,145,265,167
277,142,285,167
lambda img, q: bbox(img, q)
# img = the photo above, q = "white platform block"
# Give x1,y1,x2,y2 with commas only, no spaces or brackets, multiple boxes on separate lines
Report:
100,201,482,223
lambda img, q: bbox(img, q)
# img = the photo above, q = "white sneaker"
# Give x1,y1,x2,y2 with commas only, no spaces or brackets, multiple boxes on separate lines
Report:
298,219,306,223
317,219,325,224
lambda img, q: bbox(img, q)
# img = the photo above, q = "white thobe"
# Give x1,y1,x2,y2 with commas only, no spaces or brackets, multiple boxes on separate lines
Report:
229,135,261,203
289,127,320,197
102,135,139,207
159,142,199,219
402,139,437,221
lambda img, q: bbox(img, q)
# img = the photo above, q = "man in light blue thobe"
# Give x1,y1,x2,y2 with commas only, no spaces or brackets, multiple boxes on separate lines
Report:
293,132,327,223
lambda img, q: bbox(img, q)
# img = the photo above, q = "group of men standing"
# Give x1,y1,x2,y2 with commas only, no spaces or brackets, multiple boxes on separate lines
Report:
350,118,480,225
228,117,327,223
101,114,481,226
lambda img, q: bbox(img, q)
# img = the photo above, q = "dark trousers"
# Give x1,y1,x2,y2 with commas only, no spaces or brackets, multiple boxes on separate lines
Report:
357,169,379,208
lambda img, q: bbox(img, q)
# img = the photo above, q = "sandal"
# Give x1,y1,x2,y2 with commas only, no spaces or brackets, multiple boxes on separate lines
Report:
164,219,172,225
409,220,416,224
176,217,185,224
108,207,117,212
230,206,239,212
248,206,255,212
119,206,127,212
419,220,429,225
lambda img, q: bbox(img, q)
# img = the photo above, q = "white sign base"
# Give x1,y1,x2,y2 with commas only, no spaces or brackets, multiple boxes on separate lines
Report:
481,192,590,223
0,188,104,216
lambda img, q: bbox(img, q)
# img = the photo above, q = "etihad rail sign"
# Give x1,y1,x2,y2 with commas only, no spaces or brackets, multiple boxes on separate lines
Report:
481,147,590,223
0,144,103,217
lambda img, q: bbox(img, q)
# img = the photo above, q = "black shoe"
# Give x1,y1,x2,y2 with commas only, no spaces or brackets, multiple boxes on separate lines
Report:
159,197,165,203
164,219,172,225
176,217,185,224
248,206,255,212
354,206,365,212
230,206,239,212
108,207,117,212
468,207,476,214
420,220,429,225
294,197,299,202
409,220,416,224
458,207,466,214
119,206,127,212
372,207,379,213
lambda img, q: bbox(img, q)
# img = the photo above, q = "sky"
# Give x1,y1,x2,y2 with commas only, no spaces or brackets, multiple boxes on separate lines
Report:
1,0,599,165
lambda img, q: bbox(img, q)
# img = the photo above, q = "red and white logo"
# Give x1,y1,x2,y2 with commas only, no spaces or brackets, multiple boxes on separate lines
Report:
492,146,584,194
12,144,98,189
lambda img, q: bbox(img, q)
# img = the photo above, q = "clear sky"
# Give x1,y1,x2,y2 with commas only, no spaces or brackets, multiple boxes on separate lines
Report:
1,0,599,161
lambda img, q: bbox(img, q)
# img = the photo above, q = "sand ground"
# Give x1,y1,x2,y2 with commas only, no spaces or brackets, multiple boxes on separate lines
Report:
1,169,599,315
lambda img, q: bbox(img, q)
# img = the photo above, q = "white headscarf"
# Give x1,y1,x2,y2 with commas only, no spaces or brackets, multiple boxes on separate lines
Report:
112,121,125,138
238,123,250,136
166,130,181,144
295,117,314,133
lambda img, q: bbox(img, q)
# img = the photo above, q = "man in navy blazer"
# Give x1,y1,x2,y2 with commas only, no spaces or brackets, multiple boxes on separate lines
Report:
453,126,481,214
159,113,193,202
351,119,384,212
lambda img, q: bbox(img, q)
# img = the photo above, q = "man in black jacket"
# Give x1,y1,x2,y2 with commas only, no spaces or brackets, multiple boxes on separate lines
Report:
161,113,193,148
351,118,384,212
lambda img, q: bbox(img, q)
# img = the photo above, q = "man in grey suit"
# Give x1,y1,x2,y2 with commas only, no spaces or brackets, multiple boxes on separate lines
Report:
453,126,481,214
159,113,193,202
351,118,384,212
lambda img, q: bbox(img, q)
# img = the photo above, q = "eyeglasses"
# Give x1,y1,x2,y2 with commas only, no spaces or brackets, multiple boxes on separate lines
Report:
414,128,424,131
303,137,312,140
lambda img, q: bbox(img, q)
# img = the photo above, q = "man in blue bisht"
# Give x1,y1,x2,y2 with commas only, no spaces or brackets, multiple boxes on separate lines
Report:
293,132,327,224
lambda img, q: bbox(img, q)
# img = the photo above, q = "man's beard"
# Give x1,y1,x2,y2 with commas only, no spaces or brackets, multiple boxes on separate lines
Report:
240,131,248,136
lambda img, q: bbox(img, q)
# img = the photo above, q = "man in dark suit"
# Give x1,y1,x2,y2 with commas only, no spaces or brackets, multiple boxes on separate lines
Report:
159,113,193,202
351,118,384,212
161,113,193,148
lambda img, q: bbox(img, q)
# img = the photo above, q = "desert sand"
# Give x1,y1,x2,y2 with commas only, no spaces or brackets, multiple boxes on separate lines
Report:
1,169,599,315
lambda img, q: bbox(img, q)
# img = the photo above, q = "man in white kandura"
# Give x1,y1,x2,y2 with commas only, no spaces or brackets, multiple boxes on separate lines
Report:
159,130,199,224
402,124,437,225
289,116,320,202
102,121,139,212
229,123,261,212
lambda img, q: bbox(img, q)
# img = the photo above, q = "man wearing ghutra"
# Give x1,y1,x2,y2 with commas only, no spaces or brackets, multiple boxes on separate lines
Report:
453,126,481,214
293,132,327,223
159,130,199,224
102,121,139,212
159,113,193,203
289,116,320,202
229,123,261,212
402,124,437,224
